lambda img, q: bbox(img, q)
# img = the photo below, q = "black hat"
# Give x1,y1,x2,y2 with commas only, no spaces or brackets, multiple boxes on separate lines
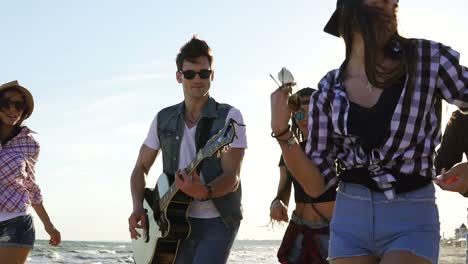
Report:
324,0,362,37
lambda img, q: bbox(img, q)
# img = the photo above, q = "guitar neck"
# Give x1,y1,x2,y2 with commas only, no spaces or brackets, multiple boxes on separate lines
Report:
186,151,207,175
159,152,205,209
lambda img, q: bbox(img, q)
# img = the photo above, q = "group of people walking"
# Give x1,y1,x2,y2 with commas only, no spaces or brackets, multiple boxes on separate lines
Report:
2,0,468,264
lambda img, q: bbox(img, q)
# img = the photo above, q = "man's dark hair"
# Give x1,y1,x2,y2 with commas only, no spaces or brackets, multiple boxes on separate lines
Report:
176,36,213,71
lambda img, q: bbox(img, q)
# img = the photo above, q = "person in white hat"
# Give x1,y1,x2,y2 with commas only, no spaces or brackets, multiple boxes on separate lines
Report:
271,0,468,263
0,81,61,263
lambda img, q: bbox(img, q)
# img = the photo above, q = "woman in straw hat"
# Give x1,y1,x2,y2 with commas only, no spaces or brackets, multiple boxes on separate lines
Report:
270,0,468,263
0,81,61,263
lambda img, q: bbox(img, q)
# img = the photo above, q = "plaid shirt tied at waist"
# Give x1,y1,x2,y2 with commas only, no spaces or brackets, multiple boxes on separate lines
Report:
305,39,468,199
277,221,329,264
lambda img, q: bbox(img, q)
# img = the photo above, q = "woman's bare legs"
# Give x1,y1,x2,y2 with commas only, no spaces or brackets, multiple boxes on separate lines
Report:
0,247,31,264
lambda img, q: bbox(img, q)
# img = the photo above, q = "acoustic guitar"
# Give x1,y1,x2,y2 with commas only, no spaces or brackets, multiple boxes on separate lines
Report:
132,118,239,264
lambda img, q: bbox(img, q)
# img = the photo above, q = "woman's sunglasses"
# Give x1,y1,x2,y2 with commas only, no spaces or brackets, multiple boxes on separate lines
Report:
0,99,26,111
293,109,306,122
293,99,310,122
179,69,212,80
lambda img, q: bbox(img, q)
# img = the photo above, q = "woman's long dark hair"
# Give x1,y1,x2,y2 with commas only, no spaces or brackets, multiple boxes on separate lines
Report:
337,1,418,90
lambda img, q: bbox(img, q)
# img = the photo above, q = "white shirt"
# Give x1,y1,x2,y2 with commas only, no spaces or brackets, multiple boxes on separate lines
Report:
144,107,247,218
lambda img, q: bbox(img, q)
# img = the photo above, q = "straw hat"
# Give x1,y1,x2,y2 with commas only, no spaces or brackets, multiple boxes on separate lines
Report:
0,80,34,119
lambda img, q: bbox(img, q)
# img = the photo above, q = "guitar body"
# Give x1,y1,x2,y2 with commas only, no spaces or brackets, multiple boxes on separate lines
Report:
132,119,239,264
132,173,192,264
153,173,192,264
131,189,161,264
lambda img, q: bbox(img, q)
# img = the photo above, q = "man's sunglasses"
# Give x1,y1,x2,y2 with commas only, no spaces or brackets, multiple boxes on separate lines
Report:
0,99,26,111
179,69,212,80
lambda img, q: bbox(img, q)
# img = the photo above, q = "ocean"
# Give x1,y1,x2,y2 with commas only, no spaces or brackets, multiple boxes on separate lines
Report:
29,240,466,264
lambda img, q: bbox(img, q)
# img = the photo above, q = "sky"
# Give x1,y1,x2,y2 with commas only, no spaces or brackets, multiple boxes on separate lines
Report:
1,0,467,242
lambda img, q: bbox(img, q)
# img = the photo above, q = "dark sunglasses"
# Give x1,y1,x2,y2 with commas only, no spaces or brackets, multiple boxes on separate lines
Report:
293,109,306,122
0,99,26,111
179,69,212,80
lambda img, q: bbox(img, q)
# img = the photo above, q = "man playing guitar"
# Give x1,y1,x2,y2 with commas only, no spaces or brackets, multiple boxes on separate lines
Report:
128,35,247,264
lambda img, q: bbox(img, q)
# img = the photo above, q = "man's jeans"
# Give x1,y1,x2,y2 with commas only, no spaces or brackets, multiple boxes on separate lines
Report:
174,217,240,264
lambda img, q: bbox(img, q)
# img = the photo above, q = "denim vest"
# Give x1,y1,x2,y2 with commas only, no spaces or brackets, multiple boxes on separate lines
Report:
157,97,243,228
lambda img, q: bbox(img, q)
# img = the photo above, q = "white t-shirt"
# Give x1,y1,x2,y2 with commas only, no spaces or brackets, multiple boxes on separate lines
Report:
144,107,247,218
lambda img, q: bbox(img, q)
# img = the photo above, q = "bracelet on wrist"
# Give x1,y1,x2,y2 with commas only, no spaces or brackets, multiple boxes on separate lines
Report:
271,125,290,138
277,132,297,149
276,130,292,141
200,184,213,201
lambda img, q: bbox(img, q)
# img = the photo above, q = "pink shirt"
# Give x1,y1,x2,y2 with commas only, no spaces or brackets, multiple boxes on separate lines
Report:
0,127,43,213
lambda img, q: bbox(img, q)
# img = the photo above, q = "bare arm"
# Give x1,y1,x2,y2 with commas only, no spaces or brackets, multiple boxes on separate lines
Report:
209,147,245,197
435,112,464,174
270,166,292,222
270,86,326,197
130,145,159,211
276,134,326,197
274,166,292,206
129,144,159,239
32,203,61,246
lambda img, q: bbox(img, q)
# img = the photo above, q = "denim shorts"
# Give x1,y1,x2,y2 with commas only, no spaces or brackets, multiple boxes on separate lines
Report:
287,213,330,263
329,182,440,264
0,215,35,248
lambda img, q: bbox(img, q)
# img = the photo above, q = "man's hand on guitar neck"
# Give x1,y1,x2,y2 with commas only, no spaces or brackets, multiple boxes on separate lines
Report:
175,169,210,200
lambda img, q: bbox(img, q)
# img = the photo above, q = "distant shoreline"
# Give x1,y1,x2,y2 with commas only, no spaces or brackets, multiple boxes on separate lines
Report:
35,239,284,243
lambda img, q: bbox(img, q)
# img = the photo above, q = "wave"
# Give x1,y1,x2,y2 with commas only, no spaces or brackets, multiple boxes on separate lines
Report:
67,249,99,255
29,240,465,264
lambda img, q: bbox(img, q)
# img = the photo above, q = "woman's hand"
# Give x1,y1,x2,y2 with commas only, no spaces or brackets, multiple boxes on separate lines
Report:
45,224,61,246
270,199,289,222
270,83,294,133
435,162,468,195
31,203,62,246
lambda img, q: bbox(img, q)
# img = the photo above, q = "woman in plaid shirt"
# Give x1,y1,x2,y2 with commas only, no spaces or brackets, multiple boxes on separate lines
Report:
271,0,468,263
0,81,61,263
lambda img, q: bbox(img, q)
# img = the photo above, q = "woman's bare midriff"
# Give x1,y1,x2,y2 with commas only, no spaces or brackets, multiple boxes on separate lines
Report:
293,201,335,222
